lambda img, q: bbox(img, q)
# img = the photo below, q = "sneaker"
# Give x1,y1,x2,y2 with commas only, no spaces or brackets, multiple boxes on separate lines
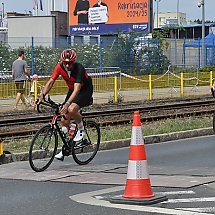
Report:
73,129,85,142
55,151,64,161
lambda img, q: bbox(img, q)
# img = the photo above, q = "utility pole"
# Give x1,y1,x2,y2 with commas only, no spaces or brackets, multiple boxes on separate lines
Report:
198,0,205,67
52,0,55,11
155,0,161,28
2,3,4,19
176,0,179,25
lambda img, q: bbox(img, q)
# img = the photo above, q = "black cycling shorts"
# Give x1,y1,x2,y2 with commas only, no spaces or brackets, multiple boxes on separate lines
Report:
65,85,93,108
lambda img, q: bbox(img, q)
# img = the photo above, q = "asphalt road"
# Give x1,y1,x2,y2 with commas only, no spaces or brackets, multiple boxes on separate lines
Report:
1,135,215,215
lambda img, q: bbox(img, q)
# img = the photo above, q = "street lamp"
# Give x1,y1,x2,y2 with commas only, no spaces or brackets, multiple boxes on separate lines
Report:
155,0,161,28
2,3,4,19
176,0,179,25
198,0,205,67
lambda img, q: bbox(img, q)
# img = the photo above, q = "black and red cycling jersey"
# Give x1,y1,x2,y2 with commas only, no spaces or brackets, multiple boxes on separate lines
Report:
51,62,92,90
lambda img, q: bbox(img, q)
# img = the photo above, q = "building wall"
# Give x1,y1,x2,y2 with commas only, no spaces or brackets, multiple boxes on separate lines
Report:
154,12,187,28
7,16,56,48
51,11,68,37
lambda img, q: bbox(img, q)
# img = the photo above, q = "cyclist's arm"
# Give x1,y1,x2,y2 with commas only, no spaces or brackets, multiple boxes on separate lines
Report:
36,78,55,103
38,64,59,101
42,78,55,96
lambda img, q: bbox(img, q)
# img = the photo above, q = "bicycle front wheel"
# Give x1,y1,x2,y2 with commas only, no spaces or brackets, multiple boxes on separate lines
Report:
29,124,58,172
72,120,100,165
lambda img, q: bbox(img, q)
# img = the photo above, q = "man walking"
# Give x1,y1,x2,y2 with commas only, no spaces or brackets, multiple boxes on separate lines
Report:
12,50,30,110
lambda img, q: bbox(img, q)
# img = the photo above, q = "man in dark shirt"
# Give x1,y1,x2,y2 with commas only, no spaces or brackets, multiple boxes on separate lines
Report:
12,50,30,110
74,0,90,24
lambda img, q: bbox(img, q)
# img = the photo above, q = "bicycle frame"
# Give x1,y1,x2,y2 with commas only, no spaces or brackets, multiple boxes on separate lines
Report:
50,113,73,150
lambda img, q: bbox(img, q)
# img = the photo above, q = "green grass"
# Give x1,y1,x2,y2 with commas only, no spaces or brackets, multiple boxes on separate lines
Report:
101,116,213,141
3,116,213,153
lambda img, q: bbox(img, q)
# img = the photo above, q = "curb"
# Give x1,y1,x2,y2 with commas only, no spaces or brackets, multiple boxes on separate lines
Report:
1,127,214,164
99,127,214,151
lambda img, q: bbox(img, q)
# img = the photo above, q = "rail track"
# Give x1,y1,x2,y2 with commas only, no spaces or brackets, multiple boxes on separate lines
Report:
0,97,215,140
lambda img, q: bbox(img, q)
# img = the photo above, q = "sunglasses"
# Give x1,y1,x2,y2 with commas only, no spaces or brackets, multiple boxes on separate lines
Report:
62,61,74,66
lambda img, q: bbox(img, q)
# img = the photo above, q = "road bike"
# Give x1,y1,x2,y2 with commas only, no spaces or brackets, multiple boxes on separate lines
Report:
29,96,100,172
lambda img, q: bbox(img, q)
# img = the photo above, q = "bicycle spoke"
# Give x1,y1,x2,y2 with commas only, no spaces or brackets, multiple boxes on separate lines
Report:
72,120,100,165
29,124,58,172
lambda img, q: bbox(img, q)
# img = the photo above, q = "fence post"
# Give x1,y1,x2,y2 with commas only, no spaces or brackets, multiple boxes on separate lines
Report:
180,72,184,97
31,37,35,75
183,38,186,68
157,38,161,74
210,71,213,88
114,76,118,103
149,74,152,100
198,38,201,68
67,36,70,48
129,37,133,73
174,36,177,65
99,38,103,75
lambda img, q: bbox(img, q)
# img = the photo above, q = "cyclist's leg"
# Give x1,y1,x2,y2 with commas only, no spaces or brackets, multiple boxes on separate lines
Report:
71,87,93,141
55,89,75,160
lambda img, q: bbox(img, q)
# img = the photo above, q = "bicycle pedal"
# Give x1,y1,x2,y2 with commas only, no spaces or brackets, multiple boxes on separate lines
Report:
62,146,71,156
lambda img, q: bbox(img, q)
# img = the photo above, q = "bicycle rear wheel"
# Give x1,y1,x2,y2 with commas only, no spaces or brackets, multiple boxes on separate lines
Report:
72,120,100,165
29,124,58,172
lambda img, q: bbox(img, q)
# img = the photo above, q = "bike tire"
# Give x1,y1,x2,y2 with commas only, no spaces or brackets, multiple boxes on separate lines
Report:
29,124,58,172
72,120,100,165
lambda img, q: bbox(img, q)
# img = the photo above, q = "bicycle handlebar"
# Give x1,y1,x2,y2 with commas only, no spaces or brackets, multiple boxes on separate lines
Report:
37,96,61,113
37,96,68,120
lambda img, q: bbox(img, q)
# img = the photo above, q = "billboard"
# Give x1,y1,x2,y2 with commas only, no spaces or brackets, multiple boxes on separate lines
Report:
69,0,150,35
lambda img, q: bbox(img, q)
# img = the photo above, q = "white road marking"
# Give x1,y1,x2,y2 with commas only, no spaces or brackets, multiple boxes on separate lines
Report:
176,208,215,213
162,197,215,203
156,191,195,195
69,186,214,215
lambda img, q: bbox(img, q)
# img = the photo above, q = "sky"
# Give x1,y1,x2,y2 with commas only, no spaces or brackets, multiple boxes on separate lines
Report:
0,0,214,21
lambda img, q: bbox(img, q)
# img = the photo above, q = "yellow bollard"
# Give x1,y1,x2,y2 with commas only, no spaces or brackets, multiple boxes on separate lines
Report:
0,140,3,156
34,79,38,110
114,76,118,103
34,79,38,102
180,72,184,97
210,71,213,88
149,74,152,101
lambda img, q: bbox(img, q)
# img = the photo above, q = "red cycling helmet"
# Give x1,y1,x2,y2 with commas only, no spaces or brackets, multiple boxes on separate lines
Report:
60,49,77,62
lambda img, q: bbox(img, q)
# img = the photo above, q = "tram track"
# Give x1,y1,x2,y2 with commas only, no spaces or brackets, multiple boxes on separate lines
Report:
0,98,215,140
1,98,215,127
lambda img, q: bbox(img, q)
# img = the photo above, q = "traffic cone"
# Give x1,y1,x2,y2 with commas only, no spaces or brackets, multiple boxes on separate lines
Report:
110,111,167,205
123,111,154,198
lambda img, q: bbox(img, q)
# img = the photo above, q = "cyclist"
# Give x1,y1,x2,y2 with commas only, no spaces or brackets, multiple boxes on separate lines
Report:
37,49,93,160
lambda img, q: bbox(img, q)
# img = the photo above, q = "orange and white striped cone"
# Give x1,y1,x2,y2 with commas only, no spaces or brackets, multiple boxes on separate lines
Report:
110,111,167,205
123,111,153,198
